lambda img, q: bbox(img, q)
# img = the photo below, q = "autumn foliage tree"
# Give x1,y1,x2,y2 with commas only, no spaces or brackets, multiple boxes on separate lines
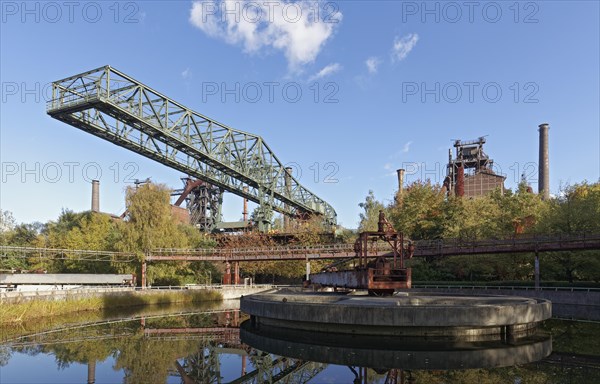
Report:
358,180,600,284
114,183,217,285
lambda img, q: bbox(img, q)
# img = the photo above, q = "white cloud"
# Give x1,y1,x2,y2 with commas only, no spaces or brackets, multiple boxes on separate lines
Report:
181,68,192,79
387,141,413,160
391,33,419,62
189,1,342,72
308,63,341,81
383,163,393,170
365,57,381,74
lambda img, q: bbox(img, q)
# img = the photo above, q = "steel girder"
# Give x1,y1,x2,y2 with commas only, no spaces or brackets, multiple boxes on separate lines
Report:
46,66,337,227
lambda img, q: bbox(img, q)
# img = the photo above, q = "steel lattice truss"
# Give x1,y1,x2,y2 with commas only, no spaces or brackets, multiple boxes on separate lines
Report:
46,66,337,226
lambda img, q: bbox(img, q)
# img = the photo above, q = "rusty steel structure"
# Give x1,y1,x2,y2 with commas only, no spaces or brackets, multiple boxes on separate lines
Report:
310,212,414,295
444,137,505,197
4,233,600,264
146,232,600,262
172,177,224,232
144,232,600,289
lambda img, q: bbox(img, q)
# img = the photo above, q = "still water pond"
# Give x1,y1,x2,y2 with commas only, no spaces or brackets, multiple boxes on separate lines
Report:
1,302,599,384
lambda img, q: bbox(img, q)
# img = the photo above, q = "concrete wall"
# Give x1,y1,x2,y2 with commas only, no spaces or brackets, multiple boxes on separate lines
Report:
0,273,132,285
0,285,277,304
408,287,600,321
219,286,277,300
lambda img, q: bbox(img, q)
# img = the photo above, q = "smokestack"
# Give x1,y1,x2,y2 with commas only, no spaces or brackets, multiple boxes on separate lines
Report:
242,186,248,221
91,180,100,212
538,123,550,200
396,169,405,202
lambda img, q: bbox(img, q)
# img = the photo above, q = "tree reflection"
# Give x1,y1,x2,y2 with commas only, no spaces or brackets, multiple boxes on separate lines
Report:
177,348,222,384
1,313,599,384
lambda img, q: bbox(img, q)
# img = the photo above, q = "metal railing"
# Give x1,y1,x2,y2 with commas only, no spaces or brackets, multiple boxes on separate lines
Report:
0,245,136,262
0,284,282,301
153,243,354,256
2,232,599,265
414,232,600,252
412,284,600,293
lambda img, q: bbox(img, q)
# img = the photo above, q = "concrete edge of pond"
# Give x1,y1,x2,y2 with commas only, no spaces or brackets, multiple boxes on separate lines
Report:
240,289,552,338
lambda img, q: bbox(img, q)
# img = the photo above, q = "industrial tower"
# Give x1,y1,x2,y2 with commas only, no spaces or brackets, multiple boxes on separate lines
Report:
444,137,506,197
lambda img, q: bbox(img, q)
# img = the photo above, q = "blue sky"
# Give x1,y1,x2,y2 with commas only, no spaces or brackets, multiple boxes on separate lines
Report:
1,0,599,229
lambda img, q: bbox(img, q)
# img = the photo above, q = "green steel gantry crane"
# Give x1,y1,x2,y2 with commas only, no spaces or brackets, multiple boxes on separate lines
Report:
46,66,336,232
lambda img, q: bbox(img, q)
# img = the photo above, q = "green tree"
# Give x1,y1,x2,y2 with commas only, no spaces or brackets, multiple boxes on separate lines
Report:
0,209,16,234
534,182,600,284
2,222,43,246
443,194,503,240
389,181,446,239
358,190,386,232
537,182,600,234
45,209,89,248
0,210,16,246
495,181,546,236
117,184,188,253
59,213,120,273
115,183,214,285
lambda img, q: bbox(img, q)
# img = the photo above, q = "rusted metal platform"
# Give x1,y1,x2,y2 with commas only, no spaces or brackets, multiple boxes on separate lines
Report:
309,212,413,294
310,268,412,292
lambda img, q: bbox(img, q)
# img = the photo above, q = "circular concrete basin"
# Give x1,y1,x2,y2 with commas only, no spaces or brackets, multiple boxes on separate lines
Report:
241,289,552,338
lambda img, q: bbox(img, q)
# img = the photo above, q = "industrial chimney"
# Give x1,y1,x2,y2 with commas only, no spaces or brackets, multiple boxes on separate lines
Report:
242,186,248,222
91,180,100,212
396,169,405,202
538,123,550,200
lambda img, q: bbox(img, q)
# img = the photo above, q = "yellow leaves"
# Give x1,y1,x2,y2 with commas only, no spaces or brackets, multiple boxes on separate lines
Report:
537,182,600,234
118,183,191,252
359,180,597,240
63,213,114,251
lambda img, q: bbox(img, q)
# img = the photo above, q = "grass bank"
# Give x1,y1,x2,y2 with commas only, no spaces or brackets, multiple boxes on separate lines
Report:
0,289,223,325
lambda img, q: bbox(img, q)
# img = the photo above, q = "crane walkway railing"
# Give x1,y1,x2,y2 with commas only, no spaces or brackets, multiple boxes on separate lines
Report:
2,233,599,264
149,232,600,262
149,243,357,262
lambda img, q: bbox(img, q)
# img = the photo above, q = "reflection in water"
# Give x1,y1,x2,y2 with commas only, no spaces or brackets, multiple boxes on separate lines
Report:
240,320,552,371
0,307,598,384
240,320,552,383
1,302,242,384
